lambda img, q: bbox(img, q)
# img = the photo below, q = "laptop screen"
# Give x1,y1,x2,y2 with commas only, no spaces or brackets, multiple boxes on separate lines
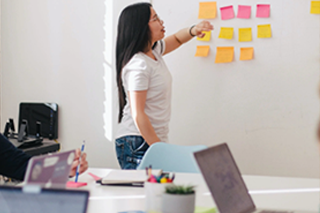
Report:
194,143,256,213
0,186,89,213
24,150,75,188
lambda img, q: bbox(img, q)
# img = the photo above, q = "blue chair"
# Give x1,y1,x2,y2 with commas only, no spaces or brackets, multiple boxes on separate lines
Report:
136,143,207,173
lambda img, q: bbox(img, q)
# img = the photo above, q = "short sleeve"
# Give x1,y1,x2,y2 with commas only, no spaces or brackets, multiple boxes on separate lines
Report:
122,56,150,91
153,40,166,55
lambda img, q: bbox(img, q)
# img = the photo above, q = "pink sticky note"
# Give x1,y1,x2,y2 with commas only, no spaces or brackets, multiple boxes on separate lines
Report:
66,181,87,188
88,172,101,181
237,5,251,19
256,4,270,18
220,5,235,20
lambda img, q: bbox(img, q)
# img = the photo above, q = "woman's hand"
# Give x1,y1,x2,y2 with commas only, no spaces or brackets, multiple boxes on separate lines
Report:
191,20,214,38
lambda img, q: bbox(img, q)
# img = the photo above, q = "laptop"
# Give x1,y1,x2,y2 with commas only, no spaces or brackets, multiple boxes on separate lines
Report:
0,185,89,213
193,143,313,213
24,150,76,188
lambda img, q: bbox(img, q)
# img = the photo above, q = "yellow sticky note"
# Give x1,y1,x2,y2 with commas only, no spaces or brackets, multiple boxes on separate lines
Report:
257,24,272,38
198,2,217,19
311,1,320,14
239,28,252,42
240,47,254,60
218,27,234,39
197,31,211,41
215,47,234,63
195,46,210,57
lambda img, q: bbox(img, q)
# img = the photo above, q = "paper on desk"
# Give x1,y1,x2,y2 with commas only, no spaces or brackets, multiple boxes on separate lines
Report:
101,170,148,184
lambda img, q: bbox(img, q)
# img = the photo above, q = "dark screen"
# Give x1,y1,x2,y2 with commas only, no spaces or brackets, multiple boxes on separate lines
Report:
19,103,58,139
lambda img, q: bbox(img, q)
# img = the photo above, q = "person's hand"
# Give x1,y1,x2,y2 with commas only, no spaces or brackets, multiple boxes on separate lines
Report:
69,148,89,177
191,20,214,38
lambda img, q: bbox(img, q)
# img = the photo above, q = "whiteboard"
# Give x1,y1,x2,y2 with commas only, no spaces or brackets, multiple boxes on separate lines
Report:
153,0,320,177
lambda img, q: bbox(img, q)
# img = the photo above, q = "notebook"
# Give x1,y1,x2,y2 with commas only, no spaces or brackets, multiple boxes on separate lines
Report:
24,149,76,188
193,143,314,213
0,185,89,213
100,169,147,186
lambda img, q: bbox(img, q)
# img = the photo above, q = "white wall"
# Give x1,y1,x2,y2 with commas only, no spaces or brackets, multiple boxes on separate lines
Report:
1,0,319,178
1,0,119,169
153,0,320,178
0,0,150,170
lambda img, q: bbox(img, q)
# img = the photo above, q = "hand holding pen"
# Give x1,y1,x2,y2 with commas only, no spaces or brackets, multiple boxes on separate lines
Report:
69,141,89,178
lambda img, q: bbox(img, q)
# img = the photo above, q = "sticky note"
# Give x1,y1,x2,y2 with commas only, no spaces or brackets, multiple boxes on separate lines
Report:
195,46,210,57
215,47,234,63
239,28,252,42
197,31,211,41
240,47,254,60
220,5,235,20
257,24,272,38
66,181,87,188
218,27,234,39
199,2,217,19
237,5,251,19
311,1,320,14
256,4,270,18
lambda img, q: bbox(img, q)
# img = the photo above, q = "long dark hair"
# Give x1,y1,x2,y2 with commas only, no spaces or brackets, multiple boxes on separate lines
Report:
116,2,152,123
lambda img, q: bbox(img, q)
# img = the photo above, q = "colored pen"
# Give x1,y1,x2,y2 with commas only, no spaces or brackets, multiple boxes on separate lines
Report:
75,140,85,183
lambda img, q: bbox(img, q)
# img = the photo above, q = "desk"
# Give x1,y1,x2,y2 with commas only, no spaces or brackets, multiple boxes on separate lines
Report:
75,168,319,213
19,141,60,156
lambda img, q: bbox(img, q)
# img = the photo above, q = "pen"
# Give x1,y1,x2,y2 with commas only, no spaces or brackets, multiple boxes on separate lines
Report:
75,140,85,183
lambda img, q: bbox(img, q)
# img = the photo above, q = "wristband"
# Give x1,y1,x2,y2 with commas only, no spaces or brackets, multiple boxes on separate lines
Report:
189,25,196,37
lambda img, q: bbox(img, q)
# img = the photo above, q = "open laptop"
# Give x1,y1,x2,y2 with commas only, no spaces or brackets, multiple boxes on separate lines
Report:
24,149,76,188
193,143,313,213
0,185,89,213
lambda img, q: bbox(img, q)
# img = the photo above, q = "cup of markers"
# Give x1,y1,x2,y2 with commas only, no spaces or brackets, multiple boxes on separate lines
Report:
145,166,175,213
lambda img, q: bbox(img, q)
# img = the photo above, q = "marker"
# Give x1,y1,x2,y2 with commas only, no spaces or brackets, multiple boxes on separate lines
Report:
75,140,85,183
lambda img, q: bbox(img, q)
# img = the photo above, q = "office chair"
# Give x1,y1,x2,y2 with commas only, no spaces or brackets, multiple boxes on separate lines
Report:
136,143,207,173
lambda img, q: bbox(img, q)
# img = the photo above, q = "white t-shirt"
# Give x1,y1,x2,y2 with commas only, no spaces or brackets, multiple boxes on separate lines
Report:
116,40,172,142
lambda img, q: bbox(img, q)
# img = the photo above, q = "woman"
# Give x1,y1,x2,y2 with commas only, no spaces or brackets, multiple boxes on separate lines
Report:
115,2,213,169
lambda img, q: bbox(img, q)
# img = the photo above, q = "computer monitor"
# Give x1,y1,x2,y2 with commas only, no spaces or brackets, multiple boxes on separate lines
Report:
19,103,58,139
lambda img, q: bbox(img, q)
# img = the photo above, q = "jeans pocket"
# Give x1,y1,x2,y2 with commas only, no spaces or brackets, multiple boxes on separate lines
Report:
127,136,149,154
115,139,125,168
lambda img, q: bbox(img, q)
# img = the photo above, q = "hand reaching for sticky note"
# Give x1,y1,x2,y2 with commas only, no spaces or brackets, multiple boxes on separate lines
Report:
191,21,214,38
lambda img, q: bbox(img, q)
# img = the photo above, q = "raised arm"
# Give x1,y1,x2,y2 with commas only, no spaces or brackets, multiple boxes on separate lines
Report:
163,20,213,55
128,90,160,145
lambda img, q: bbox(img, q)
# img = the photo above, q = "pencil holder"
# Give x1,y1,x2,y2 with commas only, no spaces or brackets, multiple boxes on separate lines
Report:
145,181,172,213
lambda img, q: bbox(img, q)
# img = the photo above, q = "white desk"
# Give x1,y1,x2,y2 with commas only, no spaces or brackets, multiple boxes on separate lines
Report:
75,168,320,213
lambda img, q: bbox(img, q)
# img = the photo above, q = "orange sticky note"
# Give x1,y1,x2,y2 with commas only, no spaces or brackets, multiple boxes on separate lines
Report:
240,47,254,60
215,47,234,63
195,46,210,57
311,1,320,14
198,2,217,19
257,24,272,38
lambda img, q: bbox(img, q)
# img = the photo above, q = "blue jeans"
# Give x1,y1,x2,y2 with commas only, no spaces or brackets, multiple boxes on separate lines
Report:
115,135,149,169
